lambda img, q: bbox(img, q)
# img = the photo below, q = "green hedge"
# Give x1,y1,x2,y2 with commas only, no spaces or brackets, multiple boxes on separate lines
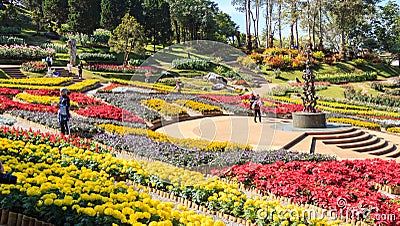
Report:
315,72,377,84
0,36,24,45
172,58,209,70
78,53,116,63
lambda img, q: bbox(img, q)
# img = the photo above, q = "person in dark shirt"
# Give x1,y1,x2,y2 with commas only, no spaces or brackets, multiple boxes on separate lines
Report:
58,88,71,135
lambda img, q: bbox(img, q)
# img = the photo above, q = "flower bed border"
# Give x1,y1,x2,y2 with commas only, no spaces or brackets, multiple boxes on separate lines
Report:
0,209,54,226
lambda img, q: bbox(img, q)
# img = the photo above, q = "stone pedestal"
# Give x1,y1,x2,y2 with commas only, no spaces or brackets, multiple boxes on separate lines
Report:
293,112,326,128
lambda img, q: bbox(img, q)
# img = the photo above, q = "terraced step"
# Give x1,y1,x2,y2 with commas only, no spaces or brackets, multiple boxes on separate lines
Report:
383,146,400,158
336,136,378,148
313,130,364,140
323,133,371,145
350,139,388,153
1,67,26,78
367,143,396,156
306,127,356,136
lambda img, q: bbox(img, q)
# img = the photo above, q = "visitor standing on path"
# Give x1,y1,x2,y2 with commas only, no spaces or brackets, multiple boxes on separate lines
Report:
174,81,182,93
253,95,262,123
249,92,256,109
58,88,71,136
78,62,83,79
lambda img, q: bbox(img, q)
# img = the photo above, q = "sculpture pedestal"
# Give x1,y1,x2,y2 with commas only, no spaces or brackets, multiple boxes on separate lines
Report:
293,112,326,128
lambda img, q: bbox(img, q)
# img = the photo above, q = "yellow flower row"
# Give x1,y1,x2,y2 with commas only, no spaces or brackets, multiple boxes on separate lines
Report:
327,118,381,130
0,78,72,85
0,79,100,92
0,138,225,226
387,127,400,134
142,99,187,116
110,79,235,95
97,124,251,152
15,93,78,107
175,100,221,113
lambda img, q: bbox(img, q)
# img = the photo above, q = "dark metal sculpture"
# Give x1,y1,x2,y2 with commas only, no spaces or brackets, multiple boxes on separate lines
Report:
301,41,317,113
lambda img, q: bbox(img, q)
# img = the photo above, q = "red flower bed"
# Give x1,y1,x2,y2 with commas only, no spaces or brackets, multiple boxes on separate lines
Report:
240,97,303,114
0,95,57,113
25,89,59,96
214,159,400,225
75,104,145,123
25,89,102,106
197,94,242,104
0,88,21,96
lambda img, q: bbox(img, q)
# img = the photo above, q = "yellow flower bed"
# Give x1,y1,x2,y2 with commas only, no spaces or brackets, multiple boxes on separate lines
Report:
15,93,78,107
327,118,381,130
0,79,99,92
387,127,400,133
110,79,235,95
142,99,187,116
0,128,346,225
0,78,72,86
175,100,221,113
0,137,225,226
97,124,251,152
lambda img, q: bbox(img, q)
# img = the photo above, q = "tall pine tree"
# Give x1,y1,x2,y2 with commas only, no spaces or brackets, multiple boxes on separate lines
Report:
68,0,100,34
100,0,128,31
42,0,68,26
143,0,172,51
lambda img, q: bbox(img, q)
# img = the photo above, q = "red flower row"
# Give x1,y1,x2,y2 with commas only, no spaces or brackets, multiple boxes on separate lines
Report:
0,95,57,113
214,159,400,225
0,88,21,96
75,104,145,123
197,94,242,104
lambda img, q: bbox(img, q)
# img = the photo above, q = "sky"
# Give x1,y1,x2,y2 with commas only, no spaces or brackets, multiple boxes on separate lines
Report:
214,0,400,37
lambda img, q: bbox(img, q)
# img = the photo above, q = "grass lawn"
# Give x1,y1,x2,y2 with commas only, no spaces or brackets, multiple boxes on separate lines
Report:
316,85,345,99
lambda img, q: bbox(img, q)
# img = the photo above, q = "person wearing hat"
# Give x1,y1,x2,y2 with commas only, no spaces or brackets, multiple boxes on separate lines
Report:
58,88,71,135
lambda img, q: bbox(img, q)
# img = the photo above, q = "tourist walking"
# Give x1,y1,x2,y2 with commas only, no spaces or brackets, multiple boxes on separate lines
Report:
253,95,262,123
78,62,83,79
58,88,71,136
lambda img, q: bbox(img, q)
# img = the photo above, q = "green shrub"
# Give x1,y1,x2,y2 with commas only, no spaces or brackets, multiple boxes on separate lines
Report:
353,58,368,66
315,72,377,84
312,51,325,60
370,81,384,91
223,71,239,78
128,59,145,66
0,36,24,45
78,53,116,63
171,58,209,70
0,27,21,35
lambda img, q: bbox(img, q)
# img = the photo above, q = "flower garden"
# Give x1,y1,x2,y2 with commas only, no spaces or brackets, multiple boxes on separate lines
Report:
0,72,399,226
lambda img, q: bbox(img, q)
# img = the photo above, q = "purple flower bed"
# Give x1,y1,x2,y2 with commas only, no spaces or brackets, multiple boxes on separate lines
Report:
94,133,336,168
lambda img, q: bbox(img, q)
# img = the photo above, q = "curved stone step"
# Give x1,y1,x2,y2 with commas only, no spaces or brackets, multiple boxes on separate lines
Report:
323,133,371,145
337,136,379,148
350,139,387,153
381,146,400,158
368,143,396,156
306,127,356,136
313,130,364,140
